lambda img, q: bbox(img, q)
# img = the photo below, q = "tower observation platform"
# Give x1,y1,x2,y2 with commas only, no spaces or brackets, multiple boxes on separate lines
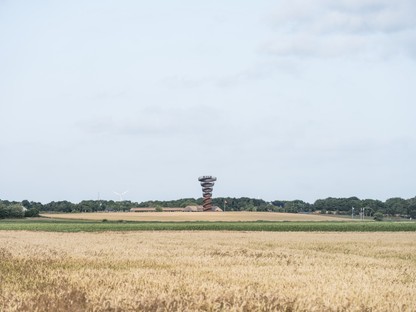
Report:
198,176,217,211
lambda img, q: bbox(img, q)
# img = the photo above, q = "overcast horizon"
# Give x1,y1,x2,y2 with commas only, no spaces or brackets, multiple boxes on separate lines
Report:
1,0,416,204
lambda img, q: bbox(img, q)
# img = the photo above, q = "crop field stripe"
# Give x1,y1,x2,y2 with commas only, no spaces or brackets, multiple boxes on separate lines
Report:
1,220,416,232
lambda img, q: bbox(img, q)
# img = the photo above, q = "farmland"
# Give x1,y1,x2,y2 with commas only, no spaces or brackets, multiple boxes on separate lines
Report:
1,231,416,311
41,211,350,222
1,218,416,232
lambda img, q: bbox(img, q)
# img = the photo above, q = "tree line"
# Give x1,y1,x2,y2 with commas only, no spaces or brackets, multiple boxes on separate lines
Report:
1,196,416,219
0,200,40,219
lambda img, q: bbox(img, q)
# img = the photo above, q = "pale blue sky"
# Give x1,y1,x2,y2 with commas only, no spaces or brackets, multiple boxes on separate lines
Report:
1,0,415,203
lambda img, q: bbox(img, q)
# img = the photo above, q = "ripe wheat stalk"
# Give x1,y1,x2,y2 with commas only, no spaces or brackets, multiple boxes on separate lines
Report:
1,231,415,311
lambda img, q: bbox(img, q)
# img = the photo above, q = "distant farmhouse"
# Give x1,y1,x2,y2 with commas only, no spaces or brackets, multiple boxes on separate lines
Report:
130,207,184,212
184,205,222,212
184,206,203,212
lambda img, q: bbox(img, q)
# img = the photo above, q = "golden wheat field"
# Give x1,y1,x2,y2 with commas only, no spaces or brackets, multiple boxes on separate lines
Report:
1,231,415,311
41,211,348,222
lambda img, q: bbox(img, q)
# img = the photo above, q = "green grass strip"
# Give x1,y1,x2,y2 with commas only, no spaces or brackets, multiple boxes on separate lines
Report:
1,219,416,232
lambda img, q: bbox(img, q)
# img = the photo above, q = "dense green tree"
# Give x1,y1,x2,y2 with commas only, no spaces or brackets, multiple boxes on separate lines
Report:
77,200,102,212
29,201,44,211
284,200,312,213
406,197,416,219
0,203,7,219
361,199,385,216
0,203,24,219
385,198,408,216
242,203,256,211
271,200,285,208
374,212,384,221
22,200,31,209
313,197,362,214
44,201,75,212
24,208,40,217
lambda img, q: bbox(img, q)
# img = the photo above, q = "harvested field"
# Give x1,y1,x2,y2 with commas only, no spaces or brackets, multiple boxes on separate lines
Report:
41,211,348,222
1,231,415,311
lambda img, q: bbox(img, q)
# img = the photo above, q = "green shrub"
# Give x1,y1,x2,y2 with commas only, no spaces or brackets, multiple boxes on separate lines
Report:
373,212,384,221
0,204,24,219
24,208,40,218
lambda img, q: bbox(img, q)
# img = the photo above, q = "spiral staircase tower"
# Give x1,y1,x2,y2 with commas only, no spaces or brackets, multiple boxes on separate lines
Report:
198,176,217,211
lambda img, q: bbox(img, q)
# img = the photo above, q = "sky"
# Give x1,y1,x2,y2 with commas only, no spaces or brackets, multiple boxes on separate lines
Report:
1,0,416,204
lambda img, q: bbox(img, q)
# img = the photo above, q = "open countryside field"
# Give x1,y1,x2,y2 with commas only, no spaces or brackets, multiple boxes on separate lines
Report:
2,219,416,232
1,231,415,311
41,211,349,222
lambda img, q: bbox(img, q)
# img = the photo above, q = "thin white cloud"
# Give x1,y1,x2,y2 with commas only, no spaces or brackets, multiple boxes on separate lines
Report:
77,104,223,138
264,0,416,59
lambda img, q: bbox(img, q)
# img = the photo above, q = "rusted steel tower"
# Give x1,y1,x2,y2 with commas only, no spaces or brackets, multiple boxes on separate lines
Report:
198,176,217,211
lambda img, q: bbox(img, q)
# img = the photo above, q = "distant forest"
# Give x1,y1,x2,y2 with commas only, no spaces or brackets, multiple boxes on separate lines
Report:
1,196,416,219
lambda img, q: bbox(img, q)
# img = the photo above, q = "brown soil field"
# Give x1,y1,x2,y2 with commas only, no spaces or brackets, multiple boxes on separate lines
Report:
1,231,415,311
41,211,349,222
